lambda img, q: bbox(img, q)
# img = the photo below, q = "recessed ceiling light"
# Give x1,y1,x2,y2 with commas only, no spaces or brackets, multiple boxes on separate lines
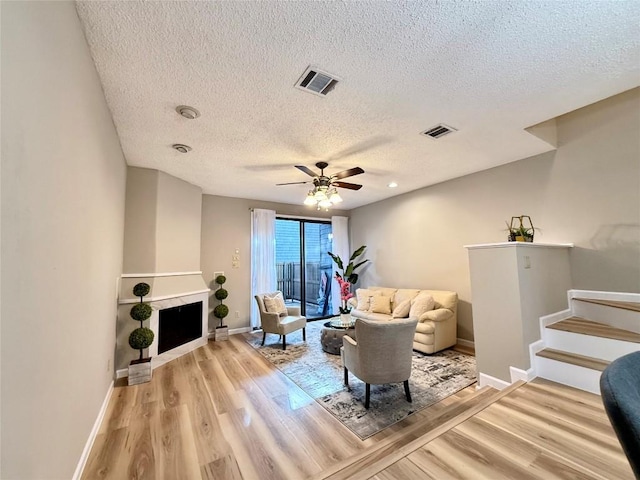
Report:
172,144,192,153
388,182,398,188
176,105,200,119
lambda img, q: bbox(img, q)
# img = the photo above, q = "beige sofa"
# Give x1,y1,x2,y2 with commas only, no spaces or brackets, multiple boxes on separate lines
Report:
347,287,458,354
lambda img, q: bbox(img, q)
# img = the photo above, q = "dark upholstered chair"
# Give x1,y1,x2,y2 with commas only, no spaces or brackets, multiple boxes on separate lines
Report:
341,317,418,409
600,351,640,479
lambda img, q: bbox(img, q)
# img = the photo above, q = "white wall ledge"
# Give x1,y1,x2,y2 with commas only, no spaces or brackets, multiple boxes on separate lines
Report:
464,242,574,250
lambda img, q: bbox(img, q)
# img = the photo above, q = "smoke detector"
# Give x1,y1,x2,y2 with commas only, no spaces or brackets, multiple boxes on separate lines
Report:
420,124,457,139
295,66,340,97
172,144,192,153
176,105,200,119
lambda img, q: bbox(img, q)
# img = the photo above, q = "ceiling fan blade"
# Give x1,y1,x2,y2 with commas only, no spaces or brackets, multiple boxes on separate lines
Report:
295,165,318,177
276,181,311,186
333,181,363,190
333,167,364,180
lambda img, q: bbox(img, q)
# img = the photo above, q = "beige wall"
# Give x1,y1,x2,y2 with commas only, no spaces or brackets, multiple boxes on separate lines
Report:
201,195,348,331
1,2,127,478
155,170,202,272
123,167,158,273
123,167,202,273
350,88,640,342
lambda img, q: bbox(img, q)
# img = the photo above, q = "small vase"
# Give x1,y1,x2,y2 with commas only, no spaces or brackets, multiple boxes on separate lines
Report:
340,313,351,327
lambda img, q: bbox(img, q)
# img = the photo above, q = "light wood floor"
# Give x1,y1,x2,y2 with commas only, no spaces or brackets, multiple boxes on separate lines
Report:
82,335,632,479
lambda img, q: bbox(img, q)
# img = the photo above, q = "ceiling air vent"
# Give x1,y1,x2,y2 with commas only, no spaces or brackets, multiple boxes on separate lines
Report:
421,124,457,139
295,66,340,97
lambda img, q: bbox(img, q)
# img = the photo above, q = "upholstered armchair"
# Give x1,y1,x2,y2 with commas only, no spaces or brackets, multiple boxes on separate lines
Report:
600,351,640,478
341,317,418,409
254,292,306,350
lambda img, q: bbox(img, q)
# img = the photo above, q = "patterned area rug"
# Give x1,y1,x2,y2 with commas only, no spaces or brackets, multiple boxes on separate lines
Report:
245,320,477,439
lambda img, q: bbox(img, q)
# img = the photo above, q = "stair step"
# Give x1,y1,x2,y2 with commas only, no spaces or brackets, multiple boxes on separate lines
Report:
535,348,609,372
574,297,640,313
547,317,640,343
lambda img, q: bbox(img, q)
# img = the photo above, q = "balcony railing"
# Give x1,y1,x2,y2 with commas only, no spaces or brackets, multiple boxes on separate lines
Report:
276,262,333,316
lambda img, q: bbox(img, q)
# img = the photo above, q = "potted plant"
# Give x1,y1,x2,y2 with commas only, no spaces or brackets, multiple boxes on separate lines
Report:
328,245,369,319
128,282,154,385
213,274,229,341
506,216,536,242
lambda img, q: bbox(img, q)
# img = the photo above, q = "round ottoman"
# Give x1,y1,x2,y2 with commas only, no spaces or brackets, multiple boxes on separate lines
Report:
321,322,356,355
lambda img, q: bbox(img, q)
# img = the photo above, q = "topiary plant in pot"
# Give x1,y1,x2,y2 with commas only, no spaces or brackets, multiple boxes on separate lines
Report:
128,282,154,385
214,274,229,341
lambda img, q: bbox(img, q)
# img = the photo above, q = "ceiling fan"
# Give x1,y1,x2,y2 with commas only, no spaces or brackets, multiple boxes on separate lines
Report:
276,161,365,190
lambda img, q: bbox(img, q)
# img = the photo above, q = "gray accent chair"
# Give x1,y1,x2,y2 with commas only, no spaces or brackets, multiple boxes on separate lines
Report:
600,351,640,479
254,292,306,350
341,317,418,409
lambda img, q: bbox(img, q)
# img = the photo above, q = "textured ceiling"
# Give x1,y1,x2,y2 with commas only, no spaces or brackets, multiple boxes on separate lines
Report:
76,1,640,210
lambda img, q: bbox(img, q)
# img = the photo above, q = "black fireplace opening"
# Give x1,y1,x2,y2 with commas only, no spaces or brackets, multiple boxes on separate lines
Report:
158,301,203,354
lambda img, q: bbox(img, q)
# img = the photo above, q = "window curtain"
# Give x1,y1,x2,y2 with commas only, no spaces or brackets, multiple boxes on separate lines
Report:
251,209,276,329
331,216,350,314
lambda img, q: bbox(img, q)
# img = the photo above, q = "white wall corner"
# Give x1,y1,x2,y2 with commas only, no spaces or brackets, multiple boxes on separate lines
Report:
510,366,535,383
72,381,114,480
528,339,545,380
540,308,572,340
478,372,511,390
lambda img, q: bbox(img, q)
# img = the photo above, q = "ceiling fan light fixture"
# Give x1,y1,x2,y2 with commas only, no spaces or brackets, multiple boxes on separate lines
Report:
329,189,342,203
318,199,332,209
314,188,328,201
304,191,317,205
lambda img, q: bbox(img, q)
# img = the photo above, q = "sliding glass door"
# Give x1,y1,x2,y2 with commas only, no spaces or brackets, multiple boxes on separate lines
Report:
275,218,334,320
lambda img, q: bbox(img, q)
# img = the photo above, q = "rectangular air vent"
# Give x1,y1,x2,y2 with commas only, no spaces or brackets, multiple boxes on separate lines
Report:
421,124,457,139
295,66,340,97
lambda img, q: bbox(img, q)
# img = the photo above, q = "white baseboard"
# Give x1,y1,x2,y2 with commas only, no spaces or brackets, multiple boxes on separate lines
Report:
229,326,252,335
478,372,511,390
456,338,475,349
116,368,128,379
208,326,252,338
510,366,535,383
72,380,114,480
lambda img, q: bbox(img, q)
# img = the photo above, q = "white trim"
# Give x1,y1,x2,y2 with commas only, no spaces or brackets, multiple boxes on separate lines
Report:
540,308,572,329
118,288,210,304
208,326,253,339
568,289,640,303
276,214,332,222
510,366,535,383
456,338,474,349
464,242,574,250
121,271,203,278
539,308,572,342
72,381,114,480
229,327,252,335
116,368,128,379
478,372,511,390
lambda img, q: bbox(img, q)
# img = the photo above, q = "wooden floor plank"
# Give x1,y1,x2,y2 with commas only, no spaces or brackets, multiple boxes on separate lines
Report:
82,337,633,480
411,428,541,480
370,458,437,480
477,399,632,479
